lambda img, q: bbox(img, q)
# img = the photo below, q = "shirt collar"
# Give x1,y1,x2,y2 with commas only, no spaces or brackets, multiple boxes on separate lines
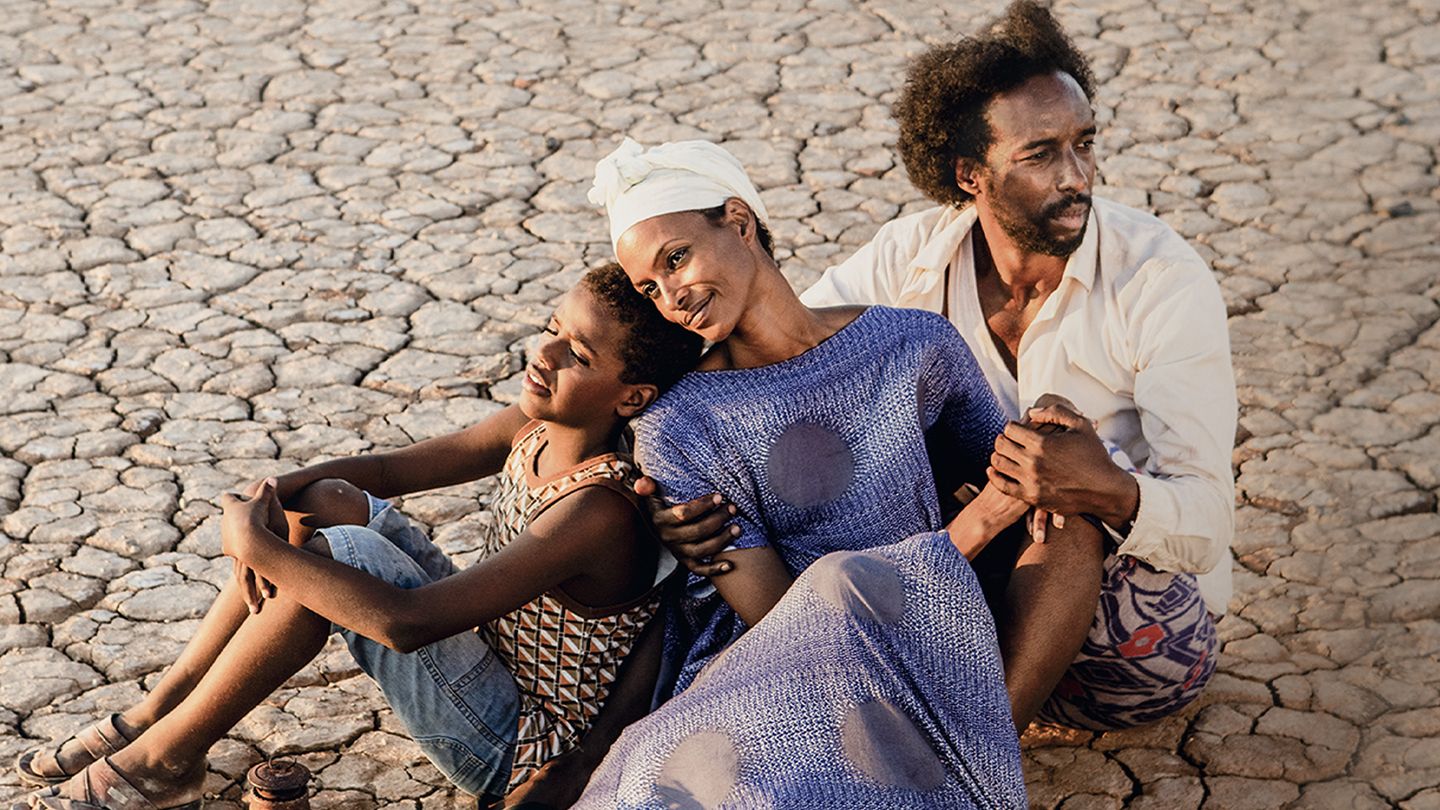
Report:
1060,205,1100,292
892,206,977,310
910,203,1101,293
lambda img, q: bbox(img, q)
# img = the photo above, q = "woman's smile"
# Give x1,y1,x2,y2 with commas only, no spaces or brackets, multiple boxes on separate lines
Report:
683,293,714,329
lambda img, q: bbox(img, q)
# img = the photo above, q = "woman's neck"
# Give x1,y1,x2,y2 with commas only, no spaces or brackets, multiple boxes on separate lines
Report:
712,265,833,370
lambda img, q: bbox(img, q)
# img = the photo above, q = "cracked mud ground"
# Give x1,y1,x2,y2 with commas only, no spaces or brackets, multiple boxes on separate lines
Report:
0,1,1437,807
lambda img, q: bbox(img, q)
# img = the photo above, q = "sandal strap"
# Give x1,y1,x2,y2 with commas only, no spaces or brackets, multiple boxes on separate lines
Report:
74,716,129,762
23,715,130,784
33,796,103,810
51,757,160,810
25,748,68,783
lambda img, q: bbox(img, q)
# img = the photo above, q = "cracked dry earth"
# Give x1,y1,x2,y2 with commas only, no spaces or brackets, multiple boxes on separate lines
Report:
0,0,1436,808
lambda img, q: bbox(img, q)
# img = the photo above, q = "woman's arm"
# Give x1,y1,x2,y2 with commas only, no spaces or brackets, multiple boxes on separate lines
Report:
222,482,636,652
263,404,531,503
944,483,1029,559
708,545,794,628
632,410,795,628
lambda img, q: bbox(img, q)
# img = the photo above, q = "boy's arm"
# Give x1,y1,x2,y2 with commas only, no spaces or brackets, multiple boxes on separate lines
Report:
264,404,531,503
222,482,635,653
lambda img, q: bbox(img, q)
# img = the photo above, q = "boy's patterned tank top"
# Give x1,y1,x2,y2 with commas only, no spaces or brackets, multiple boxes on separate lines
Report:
478,421,665,791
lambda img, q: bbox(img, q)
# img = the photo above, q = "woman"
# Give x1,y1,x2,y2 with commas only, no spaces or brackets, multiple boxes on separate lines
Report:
575,139,1030,808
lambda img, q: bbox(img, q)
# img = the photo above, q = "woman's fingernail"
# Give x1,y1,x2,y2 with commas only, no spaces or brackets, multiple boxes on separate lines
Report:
728,505,737,515
712,495,724,505
730,525,741,536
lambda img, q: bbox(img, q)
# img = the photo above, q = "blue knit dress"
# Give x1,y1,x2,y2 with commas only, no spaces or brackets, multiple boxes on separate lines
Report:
634,306,1007,699
575,306,1026,808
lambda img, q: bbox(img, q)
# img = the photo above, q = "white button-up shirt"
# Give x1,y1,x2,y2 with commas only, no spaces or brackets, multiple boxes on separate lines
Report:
801,198,1236,615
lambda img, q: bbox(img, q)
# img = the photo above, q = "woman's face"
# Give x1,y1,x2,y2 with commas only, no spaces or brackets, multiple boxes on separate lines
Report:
614,207,758,344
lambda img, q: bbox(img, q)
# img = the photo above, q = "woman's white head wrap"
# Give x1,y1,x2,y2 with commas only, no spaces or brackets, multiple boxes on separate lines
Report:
588,138,769,253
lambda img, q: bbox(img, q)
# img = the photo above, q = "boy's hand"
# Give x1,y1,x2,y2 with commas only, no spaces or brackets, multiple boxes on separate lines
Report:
221,480,288,613
634,476,738,577
233,559,274,614
501,746,596,808
243,472,306,508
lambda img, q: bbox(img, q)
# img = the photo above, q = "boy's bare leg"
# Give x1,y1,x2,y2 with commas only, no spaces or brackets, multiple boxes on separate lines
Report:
998,517,1104,731
38,481,368,779
503,610,664,807
102,540,338,806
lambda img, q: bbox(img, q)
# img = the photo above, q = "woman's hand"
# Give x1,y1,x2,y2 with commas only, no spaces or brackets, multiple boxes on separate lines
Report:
945,481,1030,559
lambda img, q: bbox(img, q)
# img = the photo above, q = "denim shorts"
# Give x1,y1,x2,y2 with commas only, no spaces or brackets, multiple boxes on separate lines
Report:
319,494,519,799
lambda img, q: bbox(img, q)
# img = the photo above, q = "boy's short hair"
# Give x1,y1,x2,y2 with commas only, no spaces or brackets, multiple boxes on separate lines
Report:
894,0,1097,208
582,262,704,393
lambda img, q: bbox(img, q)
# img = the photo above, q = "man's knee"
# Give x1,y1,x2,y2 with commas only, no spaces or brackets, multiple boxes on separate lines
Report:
1005,517,1105,631
288,478,369,542
1015,516,1105,577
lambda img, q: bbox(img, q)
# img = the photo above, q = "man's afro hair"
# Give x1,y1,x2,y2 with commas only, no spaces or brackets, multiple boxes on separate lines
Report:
894,0,1096,208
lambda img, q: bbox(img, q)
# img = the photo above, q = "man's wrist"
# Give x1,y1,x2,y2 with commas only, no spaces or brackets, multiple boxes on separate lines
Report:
1091,467,1140,530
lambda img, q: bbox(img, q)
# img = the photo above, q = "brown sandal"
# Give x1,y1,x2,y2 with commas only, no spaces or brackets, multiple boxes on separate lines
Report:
24,757,202,809
16,715,132,788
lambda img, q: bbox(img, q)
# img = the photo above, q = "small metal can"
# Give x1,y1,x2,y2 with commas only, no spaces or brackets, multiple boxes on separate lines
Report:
244,758,312,810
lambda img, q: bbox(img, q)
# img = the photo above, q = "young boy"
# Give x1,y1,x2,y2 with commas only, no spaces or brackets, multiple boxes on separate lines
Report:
15,263,702,809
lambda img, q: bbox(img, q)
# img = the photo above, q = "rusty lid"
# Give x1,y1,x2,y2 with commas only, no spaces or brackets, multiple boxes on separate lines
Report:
248,758,311,795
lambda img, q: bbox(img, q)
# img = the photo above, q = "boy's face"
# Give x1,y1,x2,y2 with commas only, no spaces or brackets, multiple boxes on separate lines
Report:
520,286,649,429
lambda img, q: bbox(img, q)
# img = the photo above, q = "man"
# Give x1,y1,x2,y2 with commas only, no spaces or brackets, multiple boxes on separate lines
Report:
650,0,1234,733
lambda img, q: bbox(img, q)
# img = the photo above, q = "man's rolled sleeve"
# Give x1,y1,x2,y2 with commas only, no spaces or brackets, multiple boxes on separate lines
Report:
1111,258,1237,576
1117,472,1231,573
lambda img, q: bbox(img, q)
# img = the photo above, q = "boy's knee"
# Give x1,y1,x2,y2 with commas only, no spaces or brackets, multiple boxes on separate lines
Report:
290,479,370,535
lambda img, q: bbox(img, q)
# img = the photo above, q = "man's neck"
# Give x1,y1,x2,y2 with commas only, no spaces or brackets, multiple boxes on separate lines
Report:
972,212,1068,302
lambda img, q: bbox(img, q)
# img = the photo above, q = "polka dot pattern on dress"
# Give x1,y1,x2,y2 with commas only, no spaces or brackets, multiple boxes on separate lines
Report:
841,699,945,791
765,421,855,508
656,729,739,809
810,552,905,625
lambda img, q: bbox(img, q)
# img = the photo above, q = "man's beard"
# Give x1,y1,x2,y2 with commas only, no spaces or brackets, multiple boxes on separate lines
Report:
991,192,1091,258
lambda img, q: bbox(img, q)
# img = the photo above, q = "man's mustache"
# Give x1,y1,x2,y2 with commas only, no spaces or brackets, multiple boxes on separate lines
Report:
1043,194,1091,219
